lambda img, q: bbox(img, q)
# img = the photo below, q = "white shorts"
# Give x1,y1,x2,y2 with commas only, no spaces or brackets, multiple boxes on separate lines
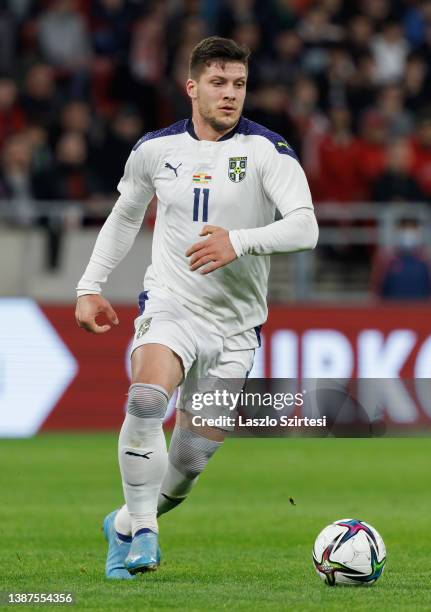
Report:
131,288,256,430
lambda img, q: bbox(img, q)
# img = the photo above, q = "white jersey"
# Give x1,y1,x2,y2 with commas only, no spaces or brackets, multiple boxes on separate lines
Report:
78,117,316,349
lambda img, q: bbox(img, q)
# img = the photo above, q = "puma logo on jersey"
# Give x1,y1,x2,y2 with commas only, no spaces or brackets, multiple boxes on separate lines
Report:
165,162,182,177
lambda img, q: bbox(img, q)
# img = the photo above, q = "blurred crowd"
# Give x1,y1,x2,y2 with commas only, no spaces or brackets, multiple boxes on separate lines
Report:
1,0,431,285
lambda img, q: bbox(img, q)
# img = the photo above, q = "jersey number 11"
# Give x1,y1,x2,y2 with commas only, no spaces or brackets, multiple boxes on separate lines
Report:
193,188,209,222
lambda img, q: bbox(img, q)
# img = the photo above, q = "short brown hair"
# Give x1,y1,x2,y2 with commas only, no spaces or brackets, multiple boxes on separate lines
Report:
189,36,250,79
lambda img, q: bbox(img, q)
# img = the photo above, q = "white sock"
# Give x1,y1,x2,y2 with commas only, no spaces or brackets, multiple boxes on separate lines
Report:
115,426,222,532
118,384,168,536
158,461,198,515
114,504,131,536
114,463,196,536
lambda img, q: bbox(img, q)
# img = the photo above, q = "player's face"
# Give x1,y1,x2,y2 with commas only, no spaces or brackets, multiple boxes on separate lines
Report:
192,62,247,133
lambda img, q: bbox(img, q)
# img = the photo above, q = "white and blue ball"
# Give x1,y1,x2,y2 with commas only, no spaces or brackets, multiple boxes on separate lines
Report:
312,518,386,586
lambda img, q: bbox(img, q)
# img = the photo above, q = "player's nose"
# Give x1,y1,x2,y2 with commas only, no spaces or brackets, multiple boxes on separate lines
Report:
223,85,236,100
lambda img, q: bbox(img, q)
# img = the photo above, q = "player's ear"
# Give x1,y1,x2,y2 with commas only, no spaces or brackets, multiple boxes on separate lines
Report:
186,78,198,100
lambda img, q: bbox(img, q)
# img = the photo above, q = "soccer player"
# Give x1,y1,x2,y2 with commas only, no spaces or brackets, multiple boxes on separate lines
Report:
75,36,318,579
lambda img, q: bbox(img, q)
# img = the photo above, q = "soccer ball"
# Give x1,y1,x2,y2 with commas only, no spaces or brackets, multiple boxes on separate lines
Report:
312,518,386,586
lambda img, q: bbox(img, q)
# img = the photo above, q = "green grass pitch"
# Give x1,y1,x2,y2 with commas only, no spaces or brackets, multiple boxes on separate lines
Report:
1,434,430,611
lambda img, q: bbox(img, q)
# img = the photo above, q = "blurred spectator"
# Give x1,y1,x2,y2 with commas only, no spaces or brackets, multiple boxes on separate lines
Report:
361,0,392,30
2,0,431,234
0,134,35,225
0,7,15,74
37,0,92,69
347,51,379,121
32,130,105,266
347,14,373,57
376,84,413,138
299,5,343,47
201,0,223,32
52,100,102,163
217,0,262,37
112,7,168,130
23,124,52,173
258,30,304,88
411,110,431,198
372,21,409,83
316,106,363,202
0,131,68,269
372,219,431,300
247,83,300,153
356,111,388,196
37,0,92,97
5,0,35,22
0,78,26,149
288,77,328,191
32,131,101,202
320,0,350,26
318,46,355,110
96,106,143,195
403,53,430,113
416,6,431,63
263,0,298,33
179,15,209,53
403,0,431,49
165,0,200,61
20,63,59,129
372,138,424,203
58,100,92,135
90,0,132,60
163,41,194,123
129,11,166,85
299,6,344,75
231,21,262,91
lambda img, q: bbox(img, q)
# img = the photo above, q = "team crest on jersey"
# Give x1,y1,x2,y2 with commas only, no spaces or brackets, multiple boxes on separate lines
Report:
136,317,152,339
228,156,247,183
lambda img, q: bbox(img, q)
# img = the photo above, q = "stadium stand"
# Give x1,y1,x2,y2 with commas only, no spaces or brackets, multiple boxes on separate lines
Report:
1,0,431,299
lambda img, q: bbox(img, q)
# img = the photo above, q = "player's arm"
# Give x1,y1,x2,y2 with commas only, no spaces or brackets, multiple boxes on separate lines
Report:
75,145,155,333
228,143,318,258
186,211,317,275
186,143,318,274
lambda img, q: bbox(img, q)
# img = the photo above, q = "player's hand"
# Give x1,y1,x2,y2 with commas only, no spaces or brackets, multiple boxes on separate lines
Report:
186,225,237,274
75,294,119,334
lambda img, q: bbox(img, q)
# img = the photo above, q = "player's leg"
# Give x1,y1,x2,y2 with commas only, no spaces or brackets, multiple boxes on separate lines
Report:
112,395,225,535
119,343,183,574
109,310,256,550
114,361,249,533
122,343,182,532
105,343,182,579
157,347,255,514
114,348,254,528
104,289,198,577
157,409,225,515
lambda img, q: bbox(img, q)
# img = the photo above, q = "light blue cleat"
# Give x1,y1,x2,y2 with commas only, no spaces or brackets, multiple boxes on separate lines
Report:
124,529,161,574
102,510,135,580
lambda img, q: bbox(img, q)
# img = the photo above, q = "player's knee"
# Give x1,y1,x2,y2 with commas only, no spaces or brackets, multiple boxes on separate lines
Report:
169,425,222,479
127,383,169,419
